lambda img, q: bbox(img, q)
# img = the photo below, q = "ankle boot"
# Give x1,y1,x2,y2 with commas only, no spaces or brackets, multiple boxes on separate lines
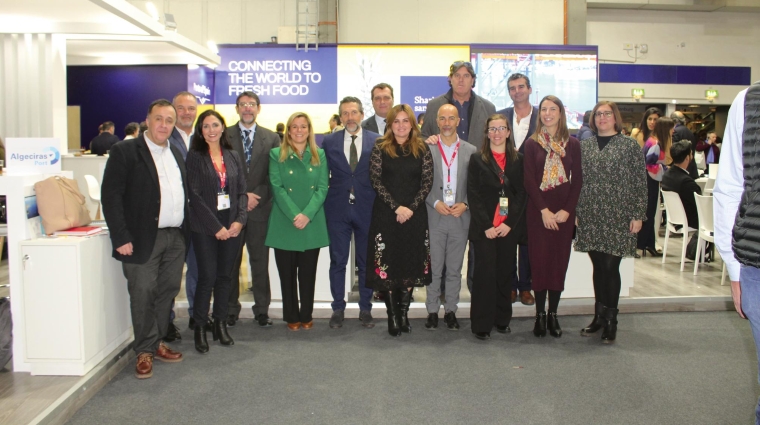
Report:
601,308,619,343
581,302,606,336
398,287,413,333
213,318,235,346
194,325,209,354
547,312,562,338
384,291,401,337
533,312,547,337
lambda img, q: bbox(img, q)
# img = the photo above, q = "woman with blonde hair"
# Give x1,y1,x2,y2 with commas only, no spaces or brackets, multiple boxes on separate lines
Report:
265,112,330,331
366,104,433,337
637,116,674,257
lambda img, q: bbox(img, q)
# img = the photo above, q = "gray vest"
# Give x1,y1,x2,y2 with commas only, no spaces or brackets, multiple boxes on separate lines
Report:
733,82,760,267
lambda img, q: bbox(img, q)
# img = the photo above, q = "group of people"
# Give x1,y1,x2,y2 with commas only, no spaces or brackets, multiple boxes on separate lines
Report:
89,120,143,155
101,61,651,382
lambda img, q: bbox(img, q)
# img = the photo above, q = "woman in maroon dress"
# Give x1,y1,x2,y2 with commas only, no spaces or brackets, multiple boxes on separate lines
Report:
523,95,582,338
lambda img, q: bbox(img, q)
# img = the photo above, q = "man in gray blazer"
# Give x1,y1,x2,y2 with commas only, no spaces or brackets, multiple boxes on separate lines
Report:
226,91,281,327
424,104,476,330
361,83,394,136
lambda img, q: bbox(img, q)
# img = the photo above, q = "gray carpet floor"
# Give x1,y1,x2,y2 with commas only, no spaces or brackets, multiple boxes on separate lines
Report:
67,311,758,425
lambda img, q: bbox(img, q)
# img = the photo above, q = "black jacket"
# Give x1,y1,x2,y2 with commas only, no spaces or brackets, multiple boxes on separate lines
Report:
90,132,120,156
661,166,701,228
467,151,527,243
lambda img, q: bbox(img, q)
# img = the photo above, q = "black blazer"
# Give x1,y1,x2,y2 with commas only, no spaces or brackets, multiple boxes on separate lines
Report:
101,135,190,264
661,166,701,228
186,148,248,235
467,151,527,243
90,132,120,156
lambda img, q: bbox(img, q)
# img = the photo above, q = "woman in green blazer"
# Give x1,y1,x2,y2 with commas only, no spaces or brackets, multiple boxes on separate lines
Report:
265,112,329,331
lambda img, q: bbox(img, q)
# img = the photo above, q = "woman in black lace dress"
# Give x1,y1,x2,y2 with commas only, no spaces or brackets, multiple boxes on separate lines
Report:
366,104,433,337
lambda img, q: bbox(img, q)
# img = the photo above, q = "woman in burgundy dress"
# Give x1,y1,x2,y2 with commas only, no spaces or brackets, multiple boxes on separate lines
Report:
523,95,582,338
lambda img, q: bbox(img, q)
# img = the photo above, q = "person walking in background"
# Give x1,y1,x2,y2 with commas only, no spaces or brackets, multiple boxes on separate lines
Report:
523,95,582,338
266,112,329,331
637,117,674,257
575,101,646,343
186,110,247,353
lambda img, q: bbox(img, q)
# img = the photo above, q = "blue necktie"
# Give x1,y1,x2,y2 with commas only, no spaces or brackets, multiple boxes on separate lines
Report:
243,129,252,171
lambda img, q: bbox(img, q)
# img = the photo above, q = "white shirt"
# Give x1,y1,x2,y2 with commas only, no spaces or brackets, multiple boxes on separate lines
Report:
434,136,460,207
375,115,387,135
144,133,185,228
176,127,192,150
238,122,257,140
513,107,533,149
344,128,364,165
713,88,747,281
123,135,136,140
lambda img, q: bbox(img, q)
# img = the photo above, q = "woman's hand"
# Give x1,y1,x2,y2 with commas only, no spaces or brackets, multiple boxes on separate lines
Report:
629,219,642,234
541,208,559,231
554,209,570,224
228,222,243,238
395,206,413,224
485,227,498,239
215,227,230,240
293,213,310,230
494,223,512,238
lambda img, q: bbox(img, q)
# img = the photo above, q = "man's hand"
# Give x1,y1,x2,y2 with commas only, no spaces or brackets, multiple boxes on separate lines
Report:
449,202,467,218
228,222,244,238
116,242,133,256
247,192,261,211
215,227,230,240
434,201,451,216
293,213,310,230
731,280,746,319
424,135,438,145
629,219,643,234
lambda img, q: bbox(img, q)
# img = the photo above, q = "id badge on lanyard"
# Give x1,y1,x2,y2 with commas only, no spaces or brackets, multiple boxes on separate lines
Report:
217,192,231,210
499,190,508,216
438,138,459,207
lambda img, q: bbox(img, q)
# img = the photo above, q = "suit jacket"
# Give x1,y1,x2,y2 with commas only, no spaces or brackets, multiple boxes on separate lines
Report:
425,140,476,230
496,106,539,154
226,122,281,222
661,166,701,228
322,129,380,225
168,127,189,160
186,148,248,235
101,135,190,264
467,151,527,243
90,132,120,156
420,90,496,149
361,115,382,134
673,124,699,178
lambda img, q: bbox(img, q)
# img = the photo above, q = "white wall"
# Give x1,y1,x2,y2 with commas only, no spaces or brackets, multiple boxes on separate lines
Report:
588,8,760,105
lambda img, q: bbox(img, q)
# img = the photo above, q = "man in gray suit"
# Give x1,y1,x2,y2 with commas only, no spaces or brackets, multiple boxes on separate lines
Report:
226,91,281,327
361,83,394,135
424,104,476,330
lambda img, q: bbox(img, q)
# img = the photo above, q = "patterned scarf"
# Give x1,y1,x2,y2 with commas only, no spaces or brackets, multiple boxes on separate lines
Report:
536,126,568,191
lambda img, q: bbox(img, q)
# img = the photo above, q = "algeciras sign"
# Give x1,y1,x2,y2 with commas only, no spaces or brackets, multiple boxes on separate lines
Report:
5,138,62,175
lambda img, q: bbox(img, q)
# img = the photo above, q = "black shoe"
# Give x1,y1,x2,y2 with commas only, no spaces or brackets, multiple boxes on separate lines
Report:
188,317,196,330
473,331,490,340
163,323,181,342
495,325,511,334
256,314,273,327
213,319,234,346
443,312,460,330
547,312,562,338
425,313,439,330
601,308,619,343
533,312,547,337
581,302,606,336
398,287,413,333
384,291,401,337
194,326,209,354
634,252,641,259
643,247,662,257
226,315,237,327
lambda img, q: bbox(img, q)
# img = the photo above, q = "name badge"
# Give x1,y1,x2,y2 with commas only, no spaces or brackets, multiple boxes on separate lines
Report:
217,193,230,210
499,197,509,216
444,187,455,206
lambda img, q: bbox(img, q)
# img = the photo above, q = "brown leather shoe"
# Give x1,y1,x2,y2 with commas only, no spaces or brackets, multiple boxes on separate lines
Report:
287,322,301,331
135,353,153,379
301,321,314,330
511,290,517,304
155,341,183,363
520,290,535,306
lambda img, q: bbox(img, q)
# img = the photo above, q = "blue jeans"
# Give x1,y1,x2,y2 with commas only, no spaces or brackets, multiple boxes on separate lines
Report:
741,264,760,425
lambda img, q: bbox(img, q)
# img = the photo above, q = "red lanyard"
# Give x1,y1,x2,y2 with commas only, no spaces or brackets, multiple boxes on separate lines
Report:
211,149,227,189
437,138,460,183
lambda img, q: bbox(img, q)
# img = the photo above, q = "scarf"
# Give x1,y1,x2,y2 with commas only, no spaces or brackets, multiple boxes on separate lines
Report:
536,126,568,192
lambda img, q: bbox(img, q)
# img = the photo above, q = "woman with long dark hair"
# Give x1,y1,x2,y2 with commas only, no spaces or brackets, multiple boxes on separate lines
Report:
366,104,433,337
187,110,247,353
637,117,674,257
467,114,526,340
630,107,661,149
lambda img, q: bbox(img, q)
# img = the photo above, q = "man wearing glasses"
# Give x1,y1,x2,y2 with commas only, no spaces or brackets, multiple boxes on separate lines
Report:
226,91,281,328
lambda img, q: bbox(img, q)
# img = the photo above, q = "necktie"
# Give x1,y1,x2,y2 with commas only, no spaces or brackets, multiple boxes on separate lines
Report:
349,135,358,172
243,129,252,171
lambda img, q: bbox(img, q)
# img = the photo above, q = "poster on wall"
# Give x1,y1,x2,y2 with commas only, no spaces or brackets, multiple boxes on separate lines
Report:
4,138,62,176
187,65,215,105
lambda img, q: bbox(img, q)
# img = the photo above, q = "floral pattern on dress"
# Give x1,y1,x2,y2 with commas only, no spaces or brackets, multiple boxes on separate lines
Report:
374,233,389,279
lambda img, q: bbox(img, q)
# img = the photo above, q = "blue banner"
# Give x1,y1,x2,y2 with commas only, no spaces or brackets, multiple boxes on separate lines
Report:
400,76,449,115
215,46,338,104
187,65,215,105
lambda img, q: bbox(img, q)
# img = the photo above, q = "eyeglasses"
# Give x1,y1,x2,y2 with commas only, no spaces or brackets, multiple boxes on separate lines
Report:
452,61,472,67
487,126,508,133
238,102,258,108
595,111,614,118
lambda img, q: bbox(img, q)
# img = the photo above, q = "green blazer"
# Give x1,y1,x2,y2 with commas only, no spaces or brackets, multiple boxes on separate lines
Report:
265,146,330,251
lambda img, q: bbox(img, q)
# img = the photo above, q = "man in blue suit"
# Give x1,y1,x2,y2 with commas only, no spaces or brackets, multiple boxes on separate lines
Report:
496,73,537,306
322,96,379,328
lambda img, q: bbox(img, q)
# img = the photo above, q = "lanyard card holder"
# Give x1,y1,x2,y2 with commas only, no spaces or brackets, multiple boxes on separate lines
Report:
217,192,230,210
499,193,509,217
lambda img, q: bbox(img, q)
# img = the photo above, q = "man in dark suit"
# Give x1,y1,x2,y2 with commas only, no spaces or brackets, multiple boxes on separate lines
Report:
227,91,281,327
90,121,120,155
496,73,538,306
361,83,393,136
323,96,380,329
101,99,188,379
671,111,699,179
662,140,701,229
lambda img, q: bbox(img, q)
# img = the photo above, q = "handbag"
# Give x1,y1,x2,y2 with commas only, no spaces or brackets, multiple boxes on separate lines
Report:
34,176,92,234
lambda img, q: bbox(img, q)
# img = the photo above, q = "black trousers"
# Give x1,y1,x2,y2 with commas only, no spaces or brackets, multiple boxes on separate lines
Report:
470,234,518,333
192,210,243,325
229,220,271,318
637,176,660,250
274,248,320,324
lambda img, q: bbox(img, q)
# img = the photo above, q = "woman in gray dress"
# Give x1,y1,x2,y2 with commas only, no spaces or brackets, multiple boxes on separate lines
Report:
575,101,647,343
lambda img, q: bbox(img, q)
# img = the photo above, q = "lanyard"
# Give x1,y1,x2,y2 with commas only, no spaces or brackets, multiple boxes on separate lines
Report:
437,137,460,184
211,149,227,189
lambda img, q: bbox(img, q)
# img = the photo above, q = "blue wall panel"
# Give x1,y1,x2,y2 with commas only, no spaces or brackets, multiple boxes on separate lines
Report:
599,64,750,86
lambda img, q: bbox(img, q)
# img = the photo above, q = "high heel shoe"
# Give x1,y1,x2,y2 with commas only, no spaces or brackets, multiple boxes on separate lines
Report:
384,291,401,337
547,312,562,338
194,325,209,354
212,319,234,346
643,247,662,257
601,308,619,343
398,287,413,333
533,312,547,337
581,302,606,336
